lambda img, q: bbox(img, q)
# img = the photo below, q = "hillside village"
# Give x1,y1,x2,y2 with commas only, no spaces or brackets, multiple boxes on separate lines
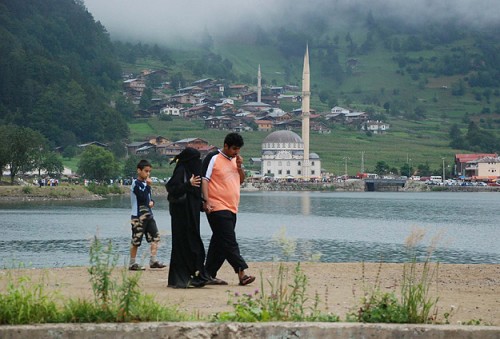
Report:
123,69,390,138
119,69,500,184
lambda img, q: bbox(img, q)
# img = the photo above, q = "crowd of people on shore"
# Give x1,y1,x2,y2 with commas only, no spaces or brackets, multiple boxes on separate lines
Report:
129,132,255,288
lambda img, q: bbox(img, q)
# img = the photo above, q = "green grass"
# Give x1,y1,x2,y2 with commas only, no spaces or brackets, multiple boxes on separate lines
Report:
128,116,460,176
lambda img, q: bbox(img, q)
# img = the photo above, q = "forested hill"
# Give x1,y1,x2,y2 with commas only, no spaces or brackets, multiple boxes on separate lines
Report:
0,0,128,147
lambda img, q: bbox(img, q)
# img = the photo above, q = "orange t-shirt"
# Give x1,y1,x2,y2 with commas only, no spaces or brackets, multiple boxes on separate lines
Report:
202,150,240,213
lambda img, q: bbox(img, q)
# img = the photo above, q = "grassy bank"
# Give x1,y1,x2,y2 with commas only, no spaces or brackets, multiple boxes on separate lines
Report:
0,185,104,201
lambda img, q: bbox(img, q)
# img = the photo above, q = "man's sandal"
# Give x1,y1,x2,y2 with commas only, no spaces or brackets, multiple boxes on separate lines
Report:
239,275,256,286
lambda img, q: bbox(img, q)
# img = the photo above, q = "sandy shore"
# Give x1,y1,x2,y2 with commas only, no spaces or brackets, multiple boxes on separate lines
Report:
1,262,498,325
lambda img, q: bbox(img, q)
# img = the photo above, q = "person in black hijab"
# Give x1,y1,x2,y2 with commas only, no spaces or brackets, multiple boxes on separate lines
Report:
166,147,209,288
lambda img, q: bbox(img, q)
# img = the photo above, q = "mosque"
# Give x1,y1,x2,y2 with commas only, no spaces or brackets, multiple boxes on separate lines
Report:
260,46,321,180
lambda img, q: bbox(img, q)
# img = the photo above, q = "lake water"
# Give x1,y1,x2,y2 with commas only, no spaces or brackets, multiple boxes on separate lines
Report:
0,191,499,268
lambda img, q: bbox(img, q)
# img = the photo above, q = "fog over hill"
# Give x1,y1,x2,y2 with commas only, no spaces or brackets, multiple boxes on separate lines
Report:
84,0,500,45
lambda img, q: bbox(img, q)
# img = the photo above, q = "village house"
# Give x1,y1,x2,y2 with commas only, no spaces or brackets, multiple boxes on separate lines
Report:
123,78,146,97
160,106,180,116
274,119,302,131
464,156,500,180
77,141,108,149
362,120,390,134
204,116,234,130
169,93,198,105
239,91,257,102
171,138,209,150
228,84,249,94
255,119,273,132
146,136,170,145
455,153,498,178
126,141,152,155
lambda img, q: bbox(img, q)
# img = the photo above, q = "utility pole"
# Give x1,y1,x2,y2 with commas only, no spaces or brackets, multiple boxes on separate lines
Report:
343,156,349,178
442,157,446,182
360,151,365,174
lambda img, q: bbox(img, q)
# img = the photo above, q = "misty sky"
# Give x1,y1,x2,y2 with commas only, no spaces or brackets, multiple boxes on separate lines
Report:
84,0,500,45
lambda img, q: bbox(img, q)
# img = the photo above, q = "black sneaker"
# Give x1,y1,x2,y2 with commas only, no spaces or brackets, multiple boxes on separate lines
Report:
150,261,166,269
129,263,145,271
205,277,228,285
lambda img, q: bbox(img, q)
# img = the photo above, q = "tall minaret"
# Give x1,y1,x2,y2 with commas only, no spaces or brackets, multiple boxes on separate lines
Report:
301,46,311,179
257,64,262,103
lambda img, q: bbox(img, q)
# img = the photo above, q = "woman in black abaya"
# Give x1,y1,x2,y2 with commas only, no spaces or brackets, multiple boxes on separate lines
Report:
166,148,208,288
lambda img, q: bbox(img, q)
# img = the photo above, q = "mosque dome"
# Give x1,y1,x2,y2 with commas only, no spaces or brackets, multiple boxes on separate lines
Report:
262,130,303,144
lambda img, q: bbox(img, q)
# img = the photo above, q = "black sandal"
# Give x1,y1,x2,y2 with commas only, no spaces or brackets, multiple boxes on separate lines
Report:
239,275,256,286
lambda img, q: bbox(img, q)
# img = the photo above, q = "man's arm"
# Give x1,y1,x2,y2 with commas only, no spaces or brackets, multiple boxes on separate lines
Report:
201,178,211,212
236,155,246,184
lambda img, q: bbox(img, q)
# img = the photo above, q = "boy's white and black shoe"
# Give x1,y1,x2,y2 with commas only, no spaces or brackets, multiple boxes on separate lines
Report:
129,263,146,271
150,261,166,269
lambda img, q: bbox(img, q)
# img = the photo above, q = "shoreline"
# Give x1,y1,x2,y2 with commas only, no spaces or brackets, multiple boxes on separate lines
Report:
0,182,498,202
1,262,498,326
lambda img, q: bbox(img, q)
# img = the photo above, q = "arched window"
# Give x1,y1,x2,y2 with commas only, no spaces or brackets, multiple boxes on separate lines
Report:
286,161,290,166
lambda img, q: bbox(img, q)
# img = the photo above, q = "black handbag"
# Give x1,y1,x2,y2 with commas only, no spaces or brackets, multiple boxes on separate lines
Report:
166,172,187,203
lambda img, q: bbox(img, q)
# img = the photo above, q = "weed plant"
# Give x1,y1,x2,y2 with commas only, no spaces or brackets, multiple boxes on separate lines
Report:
349,228,440,324
0,237,189,324
63,236,189,323
0,274,60,324
214,263,339,322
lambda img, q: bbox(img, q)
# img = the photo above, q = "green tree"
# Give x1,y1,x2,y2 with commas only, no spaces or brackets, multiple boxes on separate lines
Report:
78,145,120,182
3,125,47,184
123,154,141,179
139,87,153,109
374,161,390,175
0,125,10,181
449,124,465,149
400,163,413,177
417,163,432,176
37,151,64,177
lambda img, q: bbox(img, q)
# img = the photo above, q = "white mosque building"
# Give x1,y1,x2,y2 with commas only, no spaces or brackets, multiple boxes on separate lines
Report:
260,46,321,179
261,130,321,179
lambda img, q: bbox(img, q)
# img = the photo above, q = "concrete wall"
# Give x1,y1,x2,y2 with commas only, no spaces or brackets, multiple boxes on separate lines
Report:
1,322,499,339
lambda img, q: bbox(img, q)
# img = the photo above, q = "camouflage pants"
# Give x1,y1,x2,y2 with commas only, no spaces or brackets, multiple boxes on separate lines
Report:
131,214,160,246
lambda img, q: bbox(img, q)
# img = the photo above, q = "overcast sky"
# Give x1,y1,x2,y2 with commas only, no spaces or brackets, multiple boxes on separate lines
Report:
83,0,500,45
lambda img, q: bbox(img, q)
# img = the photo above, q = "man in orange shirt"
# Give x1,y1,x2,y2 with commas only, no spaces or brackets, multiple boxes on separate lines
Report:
201,133,255,286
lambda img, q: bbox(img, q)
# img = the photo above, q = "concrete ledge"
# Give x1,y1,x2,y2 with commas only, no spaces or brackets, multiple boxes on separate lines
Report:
1,322,499,339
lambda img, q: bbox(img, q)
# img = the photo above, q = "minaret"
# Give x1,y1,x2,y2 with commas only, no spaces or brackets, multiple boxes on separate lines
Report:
257,64,262,103
301,46,311,179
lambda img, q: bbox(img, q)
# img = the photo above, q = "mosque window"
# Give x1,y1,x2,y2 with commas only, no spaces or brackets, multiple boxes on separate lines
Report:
311,170,315,175
298,170,302,175
267,170,271,174
287,161,290,166
278,161,282,166
298,161,301,166
278,170,282,174
287,170,290,175
312,161,315,166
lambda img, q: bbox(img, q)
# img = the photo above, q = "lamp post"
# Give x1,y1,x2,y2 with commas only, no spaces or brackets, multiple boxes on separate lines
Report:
343,156,349,178
442,157,446,183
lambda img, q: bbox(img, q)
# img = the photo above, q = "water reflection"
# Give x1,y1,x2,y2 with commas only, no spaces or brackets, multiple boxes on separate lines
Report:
1,234,499,269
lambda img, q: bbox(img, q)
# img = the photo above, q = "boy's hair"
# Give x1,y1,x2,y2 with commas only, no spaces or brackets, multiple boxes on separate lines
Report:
224,132,244,148
137,159,152,170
